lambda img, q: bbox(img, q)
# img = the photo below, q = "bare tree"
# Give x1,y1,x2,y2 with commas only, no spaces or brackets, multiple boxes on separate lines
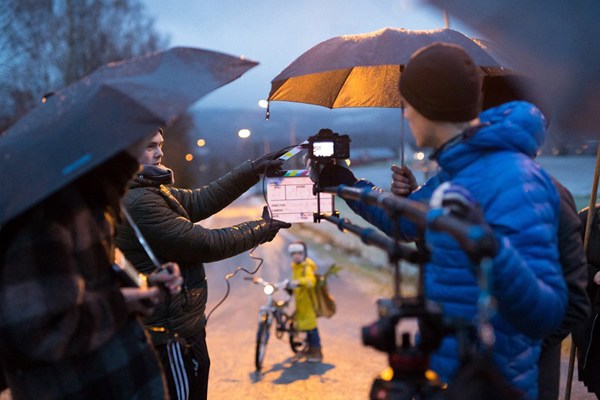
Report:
0,0,168,132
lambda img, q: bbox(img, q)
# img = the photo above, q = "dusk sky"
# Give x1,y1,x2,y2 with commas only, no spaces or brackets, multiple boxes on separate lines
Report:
143,0,478,111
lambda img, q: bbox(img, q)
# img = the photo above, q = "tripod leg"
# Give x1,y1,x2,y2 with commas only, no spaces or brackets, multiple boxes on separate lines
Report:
564,336,576,400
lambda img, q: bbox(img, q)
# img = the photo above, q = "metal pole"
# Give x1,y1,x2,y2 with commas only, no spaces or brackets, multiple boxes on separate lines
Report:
121,206,162,270
443,10,450,29
400,105,406,166
583,144,600,250
565,143,600,400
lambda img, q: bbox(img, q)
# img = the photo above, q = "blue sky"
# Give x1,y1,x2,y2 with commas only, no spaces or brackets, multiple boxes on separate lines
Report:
143,0,479,110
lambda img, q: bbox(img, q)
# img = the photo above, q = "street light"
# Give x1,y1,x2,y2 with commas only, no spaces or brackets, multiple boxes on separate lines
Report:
197,138,206,147
258,99,268,109
185,153,194,161
238,128,251,139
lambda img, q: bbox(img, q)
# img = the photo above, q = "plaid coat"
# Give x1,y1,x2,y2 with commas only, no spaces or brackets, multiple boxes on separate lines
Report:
0,184,167,400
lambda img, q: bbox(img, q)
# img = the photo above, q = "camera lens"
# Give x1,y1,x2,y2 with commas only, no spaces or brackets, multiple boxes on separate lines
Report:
362,318,396,353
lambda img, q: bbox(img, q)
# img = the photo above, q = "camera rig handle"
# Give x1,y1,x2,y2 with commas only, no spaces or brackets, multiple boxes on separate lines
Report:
322,185,497,262
319,214,424,265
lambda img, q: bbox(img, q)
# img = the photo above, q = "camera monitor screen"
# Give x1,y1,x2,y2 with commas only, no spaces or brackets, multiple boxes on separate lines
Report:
312,141,335,158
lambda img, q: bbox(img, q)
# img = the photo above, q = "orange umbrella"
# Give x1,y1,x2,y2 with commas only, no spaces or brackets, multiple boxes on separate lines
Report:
268,27,531,163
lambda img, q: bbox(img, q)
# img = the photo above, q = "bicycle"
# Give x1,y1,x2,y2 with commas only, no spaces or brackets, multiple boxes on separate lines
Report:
245,276,307,371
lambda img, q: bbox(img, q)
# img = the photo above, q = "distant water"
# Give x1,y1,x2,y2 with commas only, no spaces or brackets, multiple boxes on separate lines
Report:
537,156,597,196
353,155,598,198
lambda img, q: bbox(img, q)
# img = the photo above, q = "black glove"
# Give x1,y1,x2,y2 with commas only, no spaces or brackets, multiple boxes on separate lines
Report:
430,183,498,262
433,183,486,225
260,206,291,243
317,163,357,187
251,151,285,177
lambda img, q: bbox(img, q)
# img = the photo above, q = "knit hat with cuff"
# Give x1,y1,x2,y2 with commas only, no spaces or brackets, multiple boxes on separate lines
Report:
400,42,483,122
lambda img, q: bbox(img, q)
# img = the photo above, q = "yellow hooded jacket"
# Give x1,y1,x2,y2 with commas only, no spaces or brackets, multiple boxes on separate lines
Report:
291,257,318,331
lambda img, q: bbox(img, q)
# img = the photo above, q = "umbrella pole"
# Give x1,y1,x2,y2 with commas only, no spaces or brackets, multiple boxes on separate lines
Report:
564,143,600,400
400,105,405,166
583,144,600,250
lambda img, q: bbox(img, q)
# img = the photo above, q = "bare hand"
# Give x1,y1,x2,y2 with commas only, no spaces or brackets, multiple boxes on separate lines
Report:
391,164,418,197
594,271,600,286
148,262,183,297
121,286,161,316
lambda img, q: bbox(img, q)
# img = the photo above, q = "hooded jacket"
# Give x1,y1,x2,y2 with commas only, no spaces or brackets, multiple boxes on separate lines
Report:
291,257,318,331
346,101,567,399
116,161,274,344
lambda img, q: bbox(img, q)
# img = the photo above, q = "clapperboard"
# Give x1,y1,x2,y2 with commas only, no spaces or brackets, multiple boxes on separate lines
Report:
266,142,334,223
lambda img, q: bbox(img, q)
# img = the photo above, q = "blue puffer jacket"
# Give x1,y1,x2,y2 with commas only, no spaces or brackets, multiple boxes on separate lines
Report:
346,101,567,399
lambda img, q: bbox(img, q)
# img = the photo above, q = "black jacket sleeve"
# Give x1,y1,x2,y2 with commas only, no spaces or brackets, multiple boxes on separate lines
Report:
578,204,600,310
543,179,591,347
169,161,259,222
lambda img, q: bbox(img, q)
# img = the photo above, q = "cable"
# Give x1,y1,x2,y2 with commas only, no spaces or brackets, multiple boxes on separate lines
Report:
205,143,301,324
204,245,264,324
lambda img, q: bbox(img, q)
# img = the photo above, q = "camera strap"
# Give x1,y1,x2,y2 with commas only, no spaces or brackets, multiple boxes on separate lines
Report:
120,205,162,270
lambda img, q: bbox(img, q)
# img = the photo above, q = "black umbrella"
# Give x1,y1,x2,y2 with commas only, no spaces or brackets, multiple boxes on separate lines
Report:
426,0,598,140
0,47,258,225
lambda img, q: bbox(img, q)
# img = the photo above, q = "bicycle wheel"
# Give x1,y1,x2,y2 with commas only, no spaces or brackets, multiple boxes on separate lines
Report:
288,320,307,354
255,316,270,371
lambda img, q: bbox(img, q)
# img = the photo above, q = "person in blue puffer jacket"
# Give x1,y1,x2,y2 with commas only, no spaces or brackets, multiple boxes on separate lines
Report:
314,43,567,399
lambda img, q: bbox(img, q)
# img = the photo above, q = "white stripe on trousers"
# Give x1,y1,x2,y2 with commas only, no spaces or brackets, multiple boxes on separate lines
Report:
167,341,190,400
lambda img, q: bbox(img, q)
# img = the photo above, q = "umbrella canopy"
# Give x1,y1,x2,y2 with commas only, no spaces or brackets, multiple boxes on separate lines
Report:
0,47,258,225
426,0,599,139
268,27,520,109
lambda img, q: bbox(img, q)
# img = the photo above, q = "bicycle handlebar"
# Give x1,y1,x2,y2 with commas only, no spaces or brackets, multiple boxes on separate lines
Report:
245,276,291,290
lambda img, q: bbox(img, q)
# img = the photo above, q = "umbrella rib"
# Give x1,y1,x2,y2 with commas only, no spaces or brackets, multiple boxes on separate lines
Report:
103,82,164,121
331,68,355,108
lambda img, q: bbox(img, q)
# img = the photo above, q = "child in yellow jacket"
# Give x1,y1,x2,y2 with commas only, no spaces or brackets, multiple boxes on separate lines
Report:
288,241,323,362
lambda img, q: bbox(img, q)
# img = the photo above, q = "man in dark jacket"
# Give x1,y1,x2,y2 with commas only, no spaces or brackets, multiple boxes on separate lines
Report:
573,204,600,398
315,43,567,399
0,150,183,400
537,179,590,400
115,129,291,400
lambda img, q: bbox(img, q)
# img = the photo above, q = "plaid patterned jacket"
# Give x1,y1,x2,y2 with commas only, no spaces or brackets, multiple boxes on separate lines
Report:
0,185,167,399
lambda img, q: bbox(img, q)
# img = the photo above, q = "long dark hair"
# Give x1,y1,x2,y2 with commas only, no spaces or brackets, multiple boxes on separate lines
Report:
74,151,139,221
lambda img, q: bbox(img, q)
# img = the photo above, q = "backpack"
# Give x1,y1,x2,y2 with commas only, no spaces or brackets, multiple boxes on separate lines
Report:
308,264,341,318
312,272,336,318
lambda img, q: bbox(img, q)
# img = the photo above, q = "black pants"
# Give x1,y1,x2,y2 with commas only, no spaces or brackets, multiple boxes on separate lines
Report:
537,341,561,400
155,330,210,400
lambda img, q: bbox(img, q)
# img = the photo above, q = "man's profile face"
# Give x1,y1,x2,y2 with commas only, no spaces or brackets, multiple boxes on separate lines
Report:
404,103,436,148
138,132,164,166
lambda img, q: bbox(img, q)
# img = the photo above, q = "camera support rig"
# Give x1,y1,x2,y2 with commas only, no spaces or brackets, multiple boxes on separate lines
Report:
312,185,499,400
305,128,350,222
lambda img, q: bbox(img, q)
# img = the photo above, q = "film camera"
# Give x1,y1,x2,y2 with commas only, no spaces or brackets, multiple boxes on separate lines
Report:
362,297,446,400
307,128,350,162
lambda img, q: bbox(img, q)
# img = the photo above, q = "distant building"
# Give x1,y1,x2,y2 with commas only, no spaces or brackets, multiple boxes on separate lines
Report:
351,147,397,165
